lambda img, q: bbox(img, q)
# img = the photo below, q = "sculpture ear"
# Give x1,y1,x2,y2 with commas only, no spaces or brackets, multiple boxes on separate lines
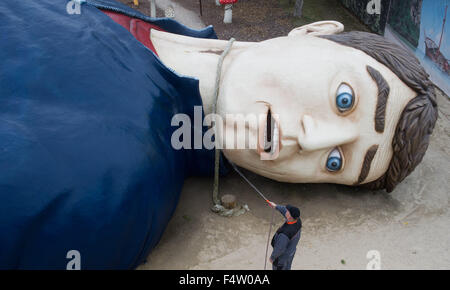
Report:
288,21,344,37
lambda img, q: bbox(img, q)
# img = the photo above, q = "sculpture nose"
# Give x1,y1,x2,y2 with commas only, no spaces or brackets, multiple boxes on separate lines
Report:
298,114,358,151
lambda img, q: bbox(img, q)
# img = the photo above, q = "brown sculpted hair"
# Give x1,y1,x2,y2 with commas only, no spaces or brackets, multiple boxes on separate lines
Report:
320,32,438,192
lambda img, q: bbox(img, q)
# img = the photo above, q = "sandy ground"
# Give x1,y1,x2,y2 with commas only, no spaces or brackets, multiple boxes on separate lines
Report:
131,1,450,270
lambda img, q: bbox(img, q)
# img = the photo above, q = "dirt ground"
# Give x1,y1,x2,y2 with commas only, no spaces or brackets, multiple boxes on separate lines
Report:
175,0,370,41
122,0,369,41
117,0,450,270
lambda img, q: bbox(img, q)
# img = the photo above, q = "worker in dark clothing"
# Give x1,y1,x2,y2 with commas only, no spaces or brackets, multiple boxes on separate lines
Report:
268,202,302,270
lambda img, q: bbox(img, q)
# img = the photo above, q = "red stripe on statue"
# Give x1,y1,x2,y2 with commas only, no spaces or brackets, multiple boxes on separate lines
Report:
101,10,165,56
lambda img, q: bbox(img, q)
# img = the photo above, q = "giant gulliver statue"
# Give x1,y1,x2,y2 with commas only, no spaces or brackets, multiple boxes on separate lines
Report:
0,0,437,269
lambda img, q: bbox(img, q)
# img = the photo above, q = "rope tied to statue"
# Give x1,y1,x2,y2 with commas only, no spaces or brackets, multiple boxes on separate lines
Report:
209,38,277,269
210,37,249,217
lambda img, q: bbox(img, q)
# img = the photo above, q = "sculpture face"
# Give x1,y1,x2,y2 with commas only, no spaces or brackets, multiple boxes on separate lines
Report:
217,35,417,185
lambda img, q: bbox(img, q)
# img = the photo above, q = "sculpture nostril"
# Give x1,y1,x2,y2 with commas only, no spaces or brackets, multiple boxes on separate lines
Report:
297,115,308,152
301,114,315,135
300,119,306,136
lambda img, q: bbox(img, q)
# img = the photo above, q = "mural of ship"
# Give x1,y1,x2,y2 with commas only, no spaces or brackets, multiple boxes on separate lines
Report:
424,5,449,74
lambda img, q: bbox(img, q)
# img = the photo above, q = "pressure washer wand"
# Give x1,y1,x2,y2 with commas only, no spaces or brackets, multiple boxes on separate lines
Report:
229,161,275,270
230,162,272,205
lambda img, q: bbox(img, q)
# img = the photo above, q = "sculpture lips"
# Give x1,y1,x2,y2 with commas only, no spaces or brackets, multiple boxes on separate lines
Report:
259,109,280,160
264,109,273,153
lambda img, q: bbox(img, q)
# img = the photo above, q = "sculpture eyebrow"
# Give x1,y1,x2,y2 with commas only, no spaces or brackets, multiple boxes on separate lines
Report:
366,66,390,133
356,145,379,185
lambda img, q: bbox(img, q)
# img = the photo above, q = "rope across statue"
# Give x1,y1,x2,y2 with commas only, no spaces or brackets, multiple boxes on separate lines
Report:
0,0,437,269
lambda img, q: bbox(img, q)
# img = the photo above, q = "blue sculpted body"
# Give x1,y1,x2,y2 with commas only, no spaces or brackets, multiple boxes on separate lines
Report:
0,0,225,269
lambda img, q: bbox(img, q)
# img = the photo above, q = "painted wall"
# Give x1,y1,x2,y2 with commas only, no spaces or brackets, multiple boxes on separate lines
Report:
387,0,449,95
340,0,391,34
388,0,422,47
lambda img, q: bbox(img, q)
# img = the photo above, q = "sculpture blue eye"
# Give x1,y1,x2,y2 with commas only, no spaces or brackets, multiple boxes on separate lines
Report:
326,148,342,172
336,84,354,112
336,93,353,110
326,157,341,171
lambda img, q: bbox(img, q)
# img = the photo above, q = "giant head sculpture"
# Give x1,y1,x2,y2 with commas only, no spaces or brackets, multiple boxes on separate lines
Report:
152,21,438,192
